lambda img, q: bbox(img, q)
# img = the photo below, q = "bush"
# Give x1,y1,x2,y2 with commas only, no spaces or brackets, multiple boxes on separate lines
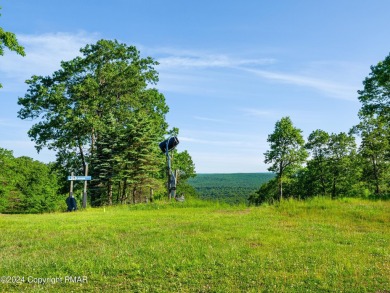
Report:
0,148,64,213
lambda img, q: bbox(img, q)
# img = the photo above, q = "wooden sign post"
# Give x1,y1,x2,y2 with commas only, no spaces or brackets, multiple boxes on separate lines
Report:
69,172,74,197
82,164,89,209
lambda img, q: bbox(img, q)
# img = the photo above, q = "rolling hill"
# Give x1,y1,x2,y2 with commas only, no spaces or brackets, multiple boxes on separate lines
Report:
187,173,275,204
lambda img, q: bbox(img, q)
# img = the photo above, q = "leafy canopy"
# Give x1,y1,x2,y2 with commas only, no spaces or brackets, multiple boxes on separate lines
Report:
0,6,26,88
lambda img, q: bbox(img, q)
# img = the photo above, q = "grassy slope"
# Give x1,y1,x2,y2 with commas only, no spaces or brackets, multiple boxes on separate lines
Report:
0,198,389,292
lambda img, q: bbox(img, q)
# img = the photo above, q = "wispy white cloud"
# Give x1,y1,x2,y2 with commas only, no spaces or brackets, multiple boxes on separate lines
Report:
179,132,267,150
241,108,275,118
242,68,357,101
1,35,358,101
193,116,227,123
153,47,358,101
180,136,245,147
158,54,275,69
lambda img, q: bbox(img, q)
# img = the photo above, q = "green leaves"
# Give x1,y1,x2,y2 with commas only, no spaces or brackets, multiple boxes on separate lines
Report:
355,53,390,196
264,117,308,200
17,39,173,205
358,53,390,120
353,116,390,195
0,8,25,88
0,148,63,213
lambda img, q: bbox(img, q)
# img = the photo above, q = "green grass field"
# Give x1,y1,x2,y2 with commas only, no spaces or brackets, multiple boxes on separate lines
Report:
0,197,389,292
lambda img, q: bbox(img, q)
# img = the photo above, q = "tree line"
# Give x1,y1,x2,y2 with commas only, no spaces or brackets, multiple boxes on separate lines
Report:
16,40,196,208
1,18,196,212
1,10,388,210
0,148,63,213
249,53,390,205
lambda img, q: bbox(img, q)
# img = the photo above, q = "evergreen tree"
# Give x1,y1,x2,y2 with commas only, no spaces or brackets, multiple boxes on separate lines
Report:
18,40,171,206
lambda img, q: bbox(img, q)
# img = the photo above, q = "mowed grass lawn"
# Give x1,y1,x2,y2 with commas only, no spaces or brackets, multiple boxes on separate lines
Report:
0,197,389,292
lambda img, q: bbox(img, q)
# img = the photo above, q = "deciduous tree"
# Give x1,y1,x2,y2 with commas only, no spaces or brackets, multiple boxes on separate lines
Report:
264,117,308,200
0,6,25,88
355,53,390,197
18,40,170,205
326,132,359,198
358,53,390,123
352,116,389,195
305,129,330,196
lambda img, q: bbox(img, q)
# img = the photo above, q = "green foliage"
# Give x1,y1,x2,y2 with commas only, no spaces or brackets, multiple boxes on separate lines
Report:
253,53,390,204
253,127,372,204
305,129,331,196
0,6,26,88
355,116,389,195
189,173,275,204
264,116,308,200
326,132,360,198
0,198,388,291
358,53,390,122
354,52,390,197
353,108,390,196
0,147,63,213
172,150,196,182
248,177,279,205
17,39,184,206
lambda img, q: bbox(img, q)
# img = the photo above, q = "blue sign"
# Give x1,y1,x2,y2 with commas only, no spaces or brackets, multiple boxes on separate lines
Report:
67,176,92,181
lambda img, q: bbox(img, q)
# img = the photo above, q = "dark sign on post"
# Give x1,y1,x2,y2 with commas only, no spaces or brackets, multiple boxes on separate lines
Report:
159,136,179,153
159,136,181,201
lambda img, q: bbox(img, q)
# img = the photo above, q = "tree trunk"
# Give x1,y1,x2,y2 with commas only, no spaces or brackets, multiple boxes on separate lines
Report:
149,188,154,203
116,182,120,204
132,187,136,204
91,127,96,159
279,175,283,201
121,178,127,204
278,163,284,201
78,139,86,174
371,155,380,194
319,160,327,196
108,179,113,205
332,177,336,199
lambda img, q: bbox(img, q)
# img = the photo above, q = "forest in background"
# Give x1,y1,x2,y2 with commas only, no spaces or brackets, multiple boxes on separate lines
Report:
1,37,196,213
249,53,390,204
1,12,389,213
0,148,63,213
188,173,274,204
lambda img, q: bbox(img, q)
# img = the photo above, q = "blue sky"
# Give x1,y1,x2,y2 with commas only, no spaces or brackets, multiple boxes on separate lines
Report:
1,0,390,173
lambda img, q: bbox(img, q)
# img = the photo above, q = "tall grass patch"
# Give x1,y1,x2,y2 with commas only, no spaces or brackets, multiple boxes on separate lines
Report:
0,198,389,292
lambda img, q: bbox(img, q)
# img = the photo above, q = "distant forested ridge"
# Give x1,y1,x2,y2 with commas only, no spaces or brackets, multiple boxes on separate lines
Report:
188,173,275,204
